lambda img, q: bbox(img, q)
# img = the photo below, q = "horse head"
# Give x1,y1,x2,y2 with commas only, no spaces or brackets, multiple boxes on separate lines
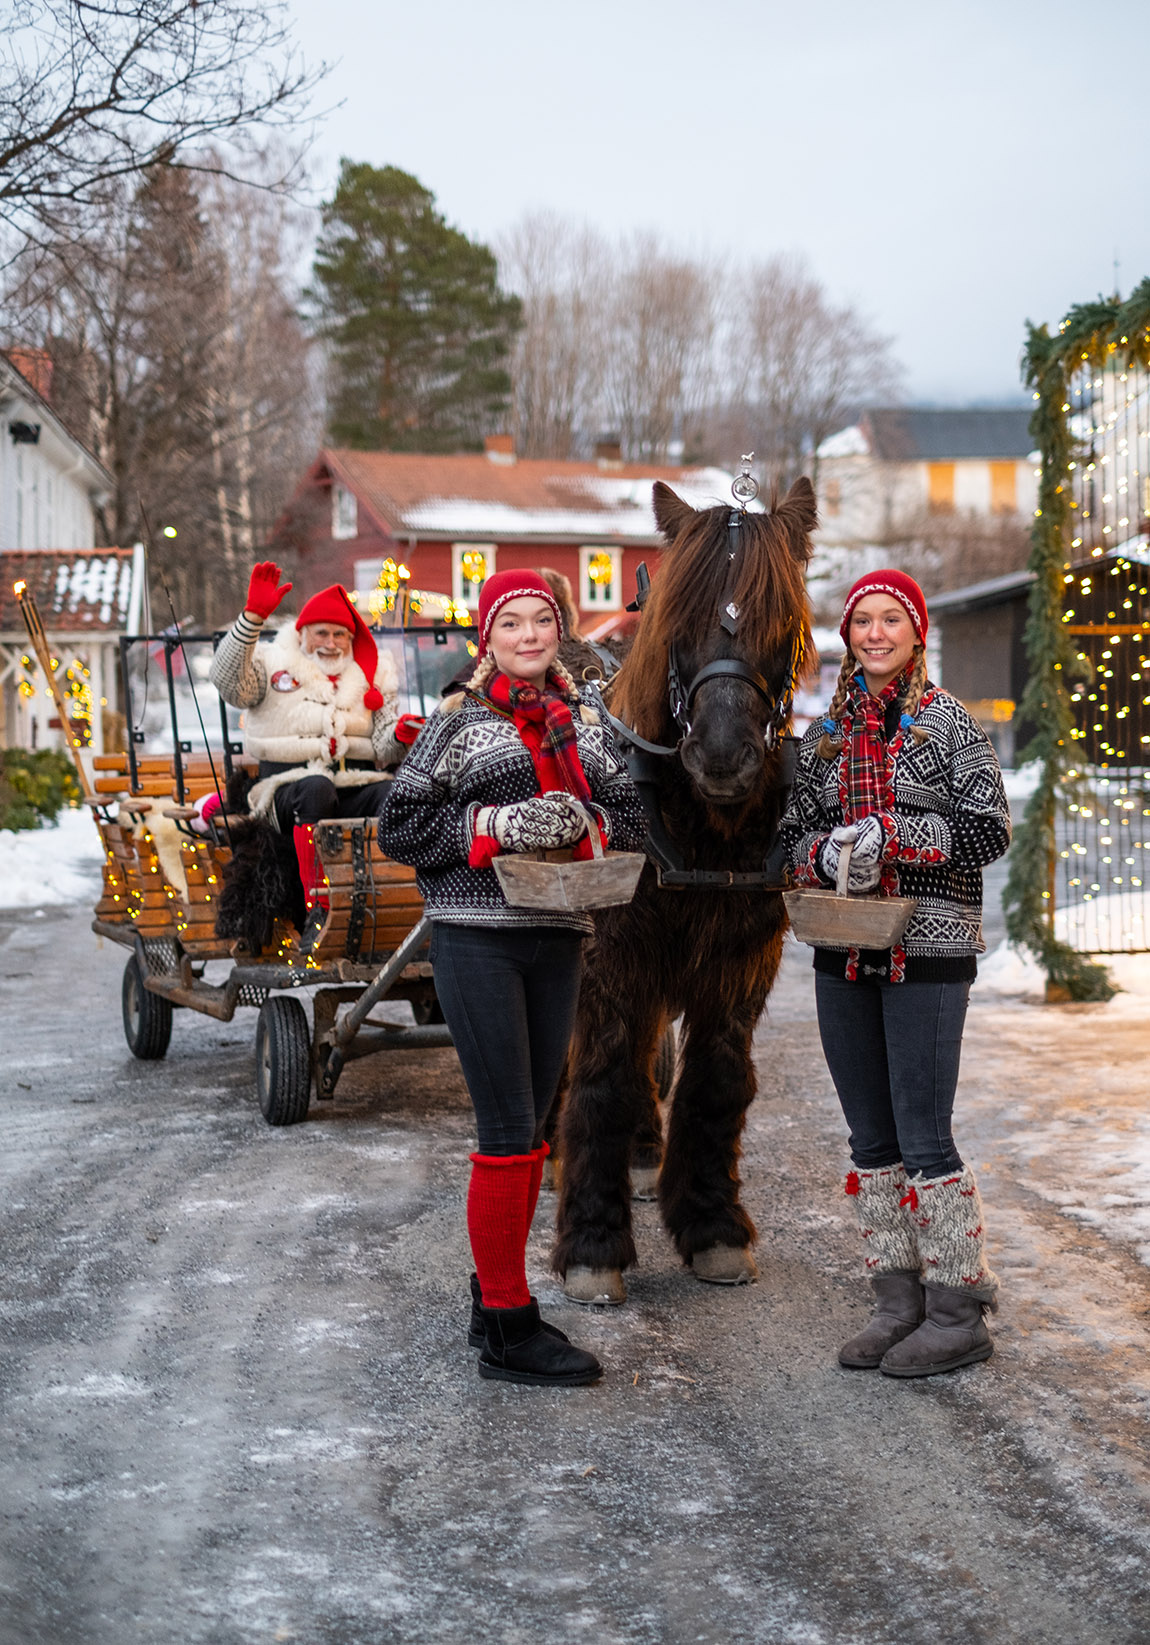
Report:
613,477,816,809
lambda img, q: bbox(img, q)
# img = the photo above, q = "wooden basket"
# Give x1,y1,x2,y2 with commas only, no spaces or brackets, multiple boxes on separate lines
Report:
784,835,916,950
493,802,645,912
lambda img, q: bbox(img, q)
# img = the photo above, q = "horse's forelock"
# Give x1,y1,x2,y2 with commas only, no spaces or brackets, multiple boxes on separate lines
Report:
614,502,812,735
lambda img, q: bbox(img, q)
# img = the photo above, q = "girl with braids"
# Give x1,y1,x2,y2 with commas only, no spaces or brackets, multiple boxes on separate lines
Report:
378,571,644,1386
781,570,1010,1379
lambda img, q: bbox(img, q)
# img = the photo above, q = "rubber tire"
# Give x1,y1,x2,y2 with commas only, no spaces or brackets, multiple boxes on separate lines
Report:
255,996,312,1126
122,954,173,1060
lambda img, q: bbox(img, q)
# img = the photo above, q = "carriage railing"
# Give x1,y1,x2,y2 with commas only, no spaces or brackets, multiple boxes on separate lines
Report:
117,623,479,799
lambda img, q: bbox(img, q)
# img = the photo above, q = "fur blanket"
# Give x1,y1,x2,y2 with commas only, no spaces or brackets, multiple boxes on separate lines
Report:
214,770,307,954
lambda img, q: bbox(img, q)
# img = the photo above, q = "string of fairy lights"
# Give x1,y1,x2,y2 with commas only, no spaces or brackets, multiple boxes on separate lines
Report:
1004,279,1150,988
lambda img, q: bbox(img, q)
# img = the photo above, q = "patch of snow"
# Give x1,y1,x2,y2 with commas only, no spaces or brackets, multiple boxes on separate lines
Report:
1002,763,1042,802
816,423,869,458
402,467,739,537
0,806,104,907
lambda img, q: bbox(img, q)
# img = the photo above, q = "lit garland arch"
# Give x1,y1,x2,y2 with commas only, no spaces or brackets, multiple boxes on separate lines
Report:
1003,277,1150,999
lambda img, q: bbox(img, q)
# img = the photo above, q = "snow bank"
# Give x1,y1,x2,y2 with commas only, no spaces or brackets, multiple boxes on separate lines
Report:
0,808,105,908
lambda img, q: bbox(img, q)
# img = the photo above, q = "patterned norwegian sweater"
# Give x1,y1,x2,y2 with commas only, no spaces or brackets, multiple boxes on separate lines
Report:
780,686,1011,982
378,687,646,934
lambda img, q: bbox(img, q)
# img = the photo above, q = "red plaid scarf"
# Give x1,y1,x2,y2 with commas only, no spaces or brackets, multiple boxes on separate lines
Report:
487,670,593,802
837,664,935,983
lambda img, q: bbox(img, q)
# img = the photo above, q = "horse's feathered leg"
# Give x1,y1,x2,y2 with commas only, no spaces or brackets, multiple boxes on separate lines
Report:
659,993,764,1266
552,966,661,1281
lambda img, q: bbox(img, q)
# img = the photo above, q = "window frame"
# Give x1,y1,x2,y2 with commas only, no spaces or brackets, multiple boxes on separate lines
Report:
579,545,622,612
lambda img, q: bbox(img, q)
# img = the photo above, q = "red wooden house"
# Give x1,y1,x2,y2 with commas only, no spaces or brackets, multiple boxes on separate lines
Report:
269,438,737,634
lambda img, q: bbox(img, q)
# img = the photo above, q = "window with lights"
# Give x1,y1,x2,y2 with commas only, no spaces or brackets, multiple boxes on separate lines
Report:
579,547,621,611
453,543,496,606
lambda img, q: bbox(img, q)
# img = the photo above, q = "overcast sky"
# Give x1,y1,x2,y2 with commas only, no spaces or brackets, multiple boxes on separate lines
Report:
286,0,1148,407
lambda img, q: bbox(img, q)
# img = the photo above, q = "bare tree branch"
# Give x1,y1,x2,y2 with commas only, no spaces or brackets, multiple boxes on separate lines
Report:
0,0,326,233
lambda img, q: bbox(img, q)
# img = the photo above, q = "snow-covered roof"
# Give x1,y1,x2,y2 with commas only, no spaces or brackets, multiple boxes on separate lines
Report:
818,407,1035,463
319,449,744,543
0,549,135,633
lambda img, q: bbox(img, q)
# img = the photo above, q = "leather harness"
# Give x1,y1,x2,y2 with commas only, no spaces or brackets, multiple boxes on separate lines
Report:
601,509,801,891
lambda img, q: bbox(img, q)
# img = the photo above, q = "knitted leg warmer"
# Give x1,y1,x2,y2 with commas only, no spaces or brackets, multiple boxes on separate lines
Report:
467,1152,534,1310
901,1166,998,1299
845,1164,920,1276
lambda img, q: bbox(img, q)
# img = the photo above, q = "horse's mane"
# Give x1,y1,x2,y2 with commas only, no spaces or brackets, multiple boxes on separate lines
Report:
614,478,817,735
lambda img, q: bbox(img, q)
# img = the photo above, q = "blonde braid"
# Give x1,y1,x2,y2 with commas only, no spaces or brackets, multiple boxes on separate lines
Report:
816,652,856,759
902,647,931,744
465,654,498,693
549,656,582,705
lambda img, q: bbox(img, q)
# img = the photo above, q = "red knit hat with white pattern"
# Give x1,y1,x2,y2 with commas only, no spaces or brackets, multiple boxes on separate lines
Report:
296,584,383,711
840,570,929,646
477,569,565,658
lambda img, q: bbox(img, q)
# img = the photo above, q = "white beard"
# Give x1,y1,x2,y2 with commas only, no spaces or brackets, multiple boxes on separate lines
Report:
303,644,352,676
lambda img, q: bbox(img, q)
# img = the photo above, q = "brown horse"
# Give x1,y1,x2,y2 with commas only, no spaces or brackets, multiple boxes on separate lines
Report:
553,477,816,1302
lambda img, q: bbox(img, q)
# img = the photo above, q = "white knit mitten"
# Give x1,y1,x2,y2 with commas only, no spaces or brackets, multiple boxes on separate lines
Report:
475,795,586,852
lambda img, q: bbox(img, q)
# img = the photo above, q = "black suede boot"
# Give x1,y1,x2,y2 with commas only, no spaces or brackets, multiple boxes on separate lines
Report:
478,1299,602,1386
466,1272,569,1349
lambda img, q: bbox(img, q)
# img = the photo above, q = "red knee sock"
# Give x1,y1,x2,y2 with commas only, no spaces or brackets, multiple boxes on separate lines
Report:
467,1151,534,1309
525,1141,550,1233
292,823,329,911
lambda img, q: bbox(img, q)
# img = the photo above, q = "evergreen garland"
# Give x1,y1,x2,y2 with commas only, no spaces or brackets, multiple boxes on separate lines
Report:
1003,279,1150,999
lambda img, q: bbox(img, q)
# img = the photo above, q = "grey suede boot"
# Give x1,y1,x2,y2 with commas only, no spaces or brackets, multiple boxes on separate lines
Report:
879,1283,995,1377
838,1270,925,1369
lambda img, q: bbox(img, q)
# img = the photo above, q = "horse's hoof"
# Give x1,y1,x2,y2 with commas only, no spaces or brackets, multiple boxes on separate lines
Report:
630,1165,660,1201
541,1155,561,1193
691,1245,758,1285
564,1266,627,1306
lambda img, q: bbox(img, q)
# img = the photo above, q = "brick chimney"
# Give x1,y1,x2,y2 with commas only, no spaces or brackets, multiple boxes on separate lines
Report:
484,432,516,465
7,346,53,403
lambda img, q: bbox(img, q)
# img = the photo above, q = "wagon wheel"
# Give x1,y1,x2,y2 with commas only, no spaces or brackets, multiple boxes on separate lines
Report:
255,996,312,1126
121,954,173,1060
411,991,445,1026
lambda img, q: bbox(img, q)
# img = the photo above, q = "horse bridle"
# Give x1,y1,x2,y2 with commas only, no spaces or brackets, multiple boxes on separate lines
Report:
605,509,805,760
601,507,803,889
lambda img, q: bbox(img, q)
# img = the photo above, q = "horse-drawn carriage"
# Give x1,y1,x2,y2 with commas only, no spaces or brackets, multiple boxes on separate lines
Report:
86,621,476,1125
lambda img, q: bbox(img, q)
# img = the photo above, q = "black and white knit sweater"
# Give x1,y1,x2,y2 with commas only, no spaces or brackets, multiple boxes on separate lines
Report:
378,687,646,934
780,685,1011,982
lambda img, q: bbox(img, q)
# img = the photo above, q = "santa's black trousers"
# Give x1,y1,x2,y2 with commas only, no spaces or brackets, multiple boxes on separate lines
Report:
272,775,391,830
428,922,584,1155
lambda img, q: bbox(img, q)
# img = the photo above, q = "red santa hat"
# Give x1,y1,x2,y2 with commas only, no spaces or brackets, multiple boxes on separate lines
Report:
296,584,384,710
839,569,929,647
477,569,565,658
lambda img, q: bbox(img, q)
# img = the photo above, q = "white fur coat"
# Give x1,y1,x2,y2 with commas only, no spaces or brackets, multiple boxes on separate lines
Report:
209,614,400,818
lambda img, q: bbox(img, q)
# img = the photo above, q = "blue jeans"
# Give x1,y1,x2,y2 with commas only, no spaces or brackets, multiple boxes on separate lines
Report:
429,923,584,1156
814,972,970,1178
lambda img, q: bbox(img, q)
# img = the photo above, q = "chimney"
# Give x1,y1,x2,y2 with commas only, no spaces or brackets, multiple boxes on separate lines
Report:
7,346,53,403
484,432,516,465
594,436,623,469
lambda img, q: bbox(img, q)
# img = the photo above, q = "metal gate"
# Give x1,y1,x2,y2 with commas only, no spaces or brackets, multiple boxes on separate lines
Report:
1056,355,1150,950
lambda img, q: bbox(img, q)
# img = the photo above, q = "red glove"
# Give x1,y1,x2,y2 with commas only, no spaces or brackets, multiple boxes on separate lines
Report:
394,713,425,746
244,561,292,620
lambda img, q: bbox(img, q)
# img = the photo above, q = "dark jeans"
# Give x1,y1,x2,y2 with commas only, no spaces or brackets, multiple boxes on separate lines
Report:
814,971,970,1178
430,923,584,1156
273,775,390,830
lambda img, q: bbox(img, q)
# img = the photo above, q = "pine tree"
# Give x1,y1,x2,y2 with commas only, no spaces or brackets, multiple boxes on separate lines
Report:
310,162,521,451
